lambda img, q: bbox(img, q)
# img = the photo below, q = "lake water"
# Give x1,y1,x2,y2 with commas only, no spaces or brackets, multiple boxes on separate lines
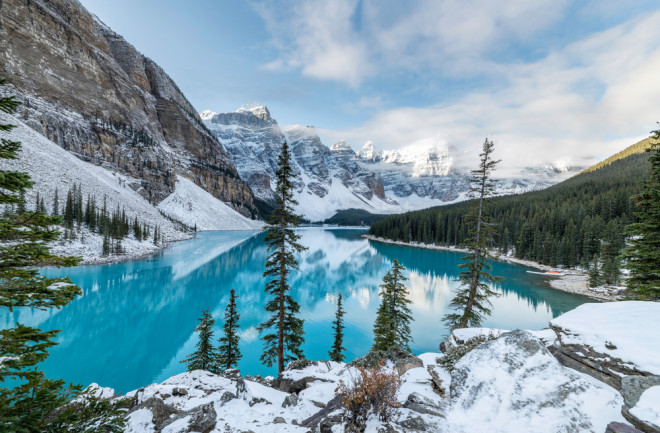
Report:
1,228,593,393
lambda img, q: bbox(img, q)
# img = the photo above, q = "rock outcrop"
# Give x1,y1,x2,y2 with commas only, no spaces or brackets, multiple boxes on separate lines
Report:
0,0,256,216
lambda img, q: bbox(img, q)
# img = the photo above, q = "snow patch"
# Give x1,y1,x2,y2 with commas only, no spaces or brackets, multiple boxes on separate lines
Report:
550,301,660,375
157,176,264,231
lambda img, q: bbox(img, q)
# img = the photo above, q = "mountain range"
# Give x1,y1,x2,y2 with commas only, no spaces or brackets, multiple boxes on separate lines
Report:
203,104,575,221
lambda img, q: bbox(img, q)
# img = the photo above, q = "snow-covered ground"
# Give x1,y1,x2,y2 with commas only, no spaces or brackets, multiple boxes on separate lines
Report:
0,111,265,263
158,176,264,231
550,301,660,375
113,330,625,433
93,302,660,432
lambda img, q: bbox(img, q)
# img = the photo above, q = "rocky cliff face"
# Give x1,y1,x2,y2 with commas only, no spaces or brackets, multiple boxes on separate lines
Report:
0,0,256,216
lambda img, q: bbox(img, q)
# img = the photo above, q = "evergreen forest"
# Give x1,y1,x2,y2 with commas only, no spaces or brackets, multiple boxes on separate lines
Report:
369,139,653,269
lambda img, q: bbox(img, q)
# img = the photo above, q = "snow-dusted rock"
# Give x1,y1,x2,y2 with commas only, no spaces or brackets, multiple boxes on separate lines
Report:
447,330,624,433
550,301,660,390
627,386,660,433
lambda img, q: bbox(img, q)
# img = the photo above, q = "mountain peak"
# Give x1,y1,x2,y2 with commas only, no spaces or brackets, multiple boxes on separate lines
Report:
357,141,382,162
235,103,271,122
199,110,217,120
330,140,354,153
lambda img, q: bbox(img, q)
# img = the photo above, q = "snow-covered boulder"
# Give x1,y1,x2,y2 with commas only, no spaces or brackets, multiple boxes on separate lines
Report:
625,386,660,433
550,301,660,390
446,330,624,433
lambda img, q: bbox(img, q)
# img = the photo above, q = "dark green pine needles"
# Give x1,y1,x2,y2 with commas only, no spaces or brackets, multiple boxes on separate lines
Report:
181,309,219,373
258,141,307,376
217,288,242,370
623,125,660,299
444,138,503,330
372,259,413,352
1,79,125,432
328,294,346,362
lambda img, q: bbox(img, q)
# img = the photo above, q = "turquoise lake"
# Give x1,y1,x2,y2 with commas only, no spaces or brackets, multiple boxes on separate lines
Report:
1,228,593,393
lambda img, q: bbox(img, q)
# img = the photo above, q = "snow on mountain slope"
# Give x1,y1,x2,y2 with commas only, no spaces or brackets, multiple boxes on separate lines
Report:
0,111,261,263
204,104,572,222
158,176,264,231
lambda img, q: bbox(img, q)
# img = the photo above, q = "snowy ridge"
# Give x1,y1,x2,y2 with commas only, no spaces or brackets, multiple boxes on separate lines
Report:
157,176,264,232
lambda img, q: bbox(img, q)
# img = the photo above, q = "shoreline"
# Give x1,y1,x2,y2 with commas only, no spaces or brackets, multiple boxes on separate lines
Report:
363,235,620,302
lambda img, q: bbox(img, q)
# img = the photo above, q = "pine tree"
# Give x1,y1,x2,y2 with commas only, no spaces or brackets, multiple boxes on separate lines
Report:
52,187,59,216
181,309,219,373
444,138,503,329
217,289,242,370
372,259,414,351
257,141,307,376
328,294,346,362
588,254,603,288
0,79,122,432
623,126,660,299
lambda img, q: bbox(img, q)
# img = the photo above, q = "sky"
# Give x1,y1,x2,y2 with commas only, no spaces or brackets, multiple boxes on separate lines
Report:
79,0,660,177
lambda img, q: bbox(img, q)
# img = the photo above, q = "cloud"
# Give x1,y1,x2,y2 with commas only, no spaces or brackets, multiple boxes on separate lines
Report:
317,11,660,176
254,0,569,85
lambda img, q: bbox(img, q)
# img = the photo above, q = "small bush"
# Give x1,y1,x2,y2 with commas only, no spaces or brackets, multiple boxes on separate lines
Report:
335,361,402,430
439,334,495,372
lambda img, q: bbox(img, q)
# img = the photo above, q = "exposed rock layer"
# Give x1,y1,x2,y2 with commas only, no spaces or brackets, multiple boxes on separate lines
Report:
0,0,256,215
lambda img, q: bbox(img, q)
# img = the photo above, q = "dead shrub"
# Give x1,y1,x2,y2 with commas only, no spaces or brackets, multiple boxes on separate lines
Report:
335,361,402,430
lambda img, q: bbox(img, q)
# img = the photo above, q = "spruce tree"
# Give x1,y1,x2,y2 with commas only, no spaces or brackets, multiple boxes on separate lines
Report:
328,294,346,362
52,187,59,215
257,141,307,376
444,138,503,329
1,79,123,432
623,126,660,299
372,259,413,352
181,309,219,373
217,288,242,371
589,255,603,288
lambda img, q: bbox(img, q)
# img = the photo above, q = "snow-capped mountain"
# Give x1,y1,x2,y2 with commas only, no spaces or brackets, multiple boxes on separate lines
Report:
204,105,571,221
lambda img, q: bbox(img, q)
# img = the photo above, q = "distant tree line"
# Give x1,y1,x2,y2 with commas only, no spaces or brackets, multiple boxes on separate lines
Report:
370,149,651,282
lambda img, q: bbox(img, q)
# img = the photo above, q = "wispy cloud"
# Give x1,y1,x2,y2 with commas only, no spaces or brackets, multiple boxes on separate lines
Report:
317,11,660,176
254,1,660,177
254,0,569,85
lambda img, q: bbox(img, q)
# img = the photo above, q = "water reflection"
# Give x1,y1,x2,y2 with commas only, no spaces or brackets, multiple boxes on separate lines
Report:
0,228,592,393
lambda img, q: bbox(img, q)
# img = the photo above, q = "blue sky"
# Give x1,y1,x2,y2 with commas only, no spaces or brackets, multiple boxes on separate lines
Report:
80,0,660,176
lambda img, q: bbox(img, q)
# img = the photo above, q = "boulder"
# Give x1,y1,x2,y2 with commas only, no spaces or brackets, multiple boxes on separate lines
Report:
187,403,217,433
447,330,622,433
285,359,318,371
172,387,188,397
278,375,332,394
301,395,343,429
351,346,414,369
399,415,428,431
160,402,217,433
622,376,660,407
606,422,645,433
403,392,444,417
222,368,241,380
220,391,236,404
273,417,286,424
134,397,180,429
394,355,424,376
318,414,343,433
281,393,298,408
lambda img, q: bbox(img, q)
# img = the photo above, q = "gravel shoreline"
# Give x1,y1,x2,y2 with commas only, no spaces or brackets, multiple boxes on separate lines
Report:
364,235,620,301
